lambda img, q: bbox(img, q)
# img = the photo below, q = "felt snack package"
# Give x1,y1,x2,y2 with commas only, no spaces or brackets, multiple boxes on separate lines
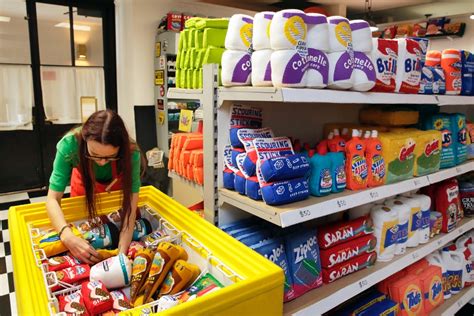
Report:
47,255,80,272
81,280,114,315
319,234,376,268
317,216,374,249
158,260,201,297
84,222,120,250
102,290,133,315
322,251,377,283
59,291,89,316
50,264,91,292
132,218,153,241
130,248,155,302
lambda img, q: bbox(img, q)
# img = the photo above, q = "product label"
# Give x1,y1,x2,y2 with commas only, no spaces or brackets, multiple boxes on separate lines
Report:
441,129,453,148
149,253,164,277
442,272,451,296
334,165,346,188
160,271,175,295
132,257,147,275
429,276,443,305
351,155,368,184
334,21,352,49
238,128,275,152
282,49,329,84
231,53,252,83
320,168,332,193
448,269,463,293
353,51,376,81
371,154,385,182
399,39,422,93
230,104,262,129
409,208,422,237
284,14,307,47
382,220,399,251
374,39,398,91
403,285,423,314
396,222,408,246
239,19,253,49
458,128,468,145
293,235,318,264
254,137,294,186
333,51,354,82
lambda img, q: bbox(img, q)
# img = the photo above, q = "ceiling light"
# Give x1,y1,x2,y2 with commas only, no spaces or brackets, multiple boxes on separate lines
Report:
0,16,11,23
55,22,91,32
470,13,474,20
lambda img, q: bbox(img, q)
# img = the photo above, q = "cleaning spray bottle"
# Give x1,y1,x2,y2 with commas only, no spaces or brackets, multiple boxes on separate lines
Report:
366,130,386,187
309,143,333,197
345,129,368,190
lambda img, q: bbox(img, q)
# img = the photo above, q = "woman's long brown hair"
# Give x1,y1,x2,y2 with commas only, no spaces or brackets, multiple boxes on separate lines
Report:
77,110,134,229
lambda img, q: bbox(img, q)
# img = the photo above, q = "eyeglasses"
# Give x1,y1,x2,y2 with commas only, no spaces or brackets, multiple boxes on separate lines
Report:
85,143,120,162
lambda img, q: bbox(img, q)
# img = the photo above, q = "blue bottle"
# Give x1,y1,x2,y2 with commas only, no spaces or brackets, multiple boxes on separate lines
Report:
327,152,346,193
309,144,333,197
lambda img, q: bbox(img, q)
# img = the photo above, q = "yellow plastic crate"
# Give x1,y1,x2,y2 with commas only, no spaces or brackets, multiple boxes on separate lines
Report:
9,186,284,315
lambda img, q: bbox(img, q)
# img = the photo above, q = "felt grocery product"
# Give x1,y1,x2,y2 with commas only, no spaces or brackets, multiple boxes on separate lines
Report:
327,16,352,52
461,50,474,95
384,199,410,255
371,38,398,92
127,241,145,260
350,20,372,53
379,132,416,184
84,222,120,250
442,250,464,295
202,28,227,48
450,113,468,165
404,259,429,275
47,255,80,272
179,273,224,303
378,270,407,295
418,265,444,314
252,12,273,51
225,14,253,51
158,260,200,297
237,229,272,246
132,218,152,241
306,13,329,52
328,51,354,90
432,66,446,94
410,130,441,176
419,66,434,94
229,104,263,148
409,194,431,244
309,146,333,196
51,264,91,292
317,216,374,250
319,234,376,268
338,290,387,315
260,177,310,205
430,211,443,238
359,108,419,126
396,196,422,248
221,50,252,86
425,50,441,67
322,251,377,283
202,47,225,65
436,179,462,233
441,49,462,95
106,289,133,314
140,230,170,248
142,242,188,303
370,204,398,261
237,127,274,176
35,225,83,257
59,291,89,316
351,51,376,92
388,274,424,316
328,129,346,152
245,176,262,200
130,248,155,302
251,49,273,87
195,18,229,30
366,130,385,187
234,171,246,195
345,130,368,190
284,229,322,296
395,38,421,94
357,299,398,316
90,253,132,290
422,114,455,168
426,251,451,299
260,153,310,183
81,280,114,315
269,9,307,50
459,180,474,217
327,151,346,193
251,238,295,302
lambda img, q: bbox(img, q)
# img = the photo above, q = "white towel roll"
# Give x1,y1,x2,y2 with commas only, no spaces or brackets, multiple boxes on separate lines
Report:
350,20,373,53
351,51,376,91
328,16,352,52
370,204,398,262
225,14,254,51
304,48,329,88
306,13,329,52
253,12,274,51
384,198,411,255
328,51,354,89
271,49,306,87
222,50,252,86
251,49,273,87
270,9,307,51
395,38,421,94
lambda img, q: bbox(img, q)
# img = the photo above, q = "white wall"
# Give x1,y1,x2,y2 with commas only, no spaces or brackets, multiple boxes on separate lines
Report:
429,16,474,53
115,0,256,138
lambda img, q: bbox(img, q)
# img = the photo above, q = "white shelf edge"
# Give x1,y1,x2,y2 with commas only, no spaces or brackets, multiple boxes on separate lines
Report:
432,286,474,316
218,160,474,228
284,219,474,316
436,95,474,106
167,88,203,100
217,87,283,106
168,171,204,194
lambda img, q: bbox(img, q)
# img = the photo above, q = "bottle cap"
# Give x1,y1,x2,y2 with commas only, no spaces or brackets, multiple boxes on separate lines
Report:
328,132,334,139
352,129,359,137
333,129,340,136
371,130,378,138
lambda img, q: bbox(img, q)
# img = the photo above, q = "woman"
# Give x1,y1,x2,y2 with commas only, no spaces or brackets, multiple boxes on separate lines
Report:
46,110,141,264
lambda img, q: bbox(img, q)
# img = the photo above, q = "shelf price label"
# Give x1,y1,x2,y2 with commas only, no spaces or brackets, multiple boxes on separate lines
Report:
437,239,443,246
358,279,368,289
413,179,422,187
369,191,379,200
299,210,311,219
412,252,420,260
456,167,463,174
336,199,347,209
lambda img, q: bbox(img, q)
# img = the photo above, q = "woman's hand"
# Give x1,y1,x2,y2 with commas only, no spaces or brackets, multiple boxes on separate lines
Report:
118,228,134,255
61,228,101,264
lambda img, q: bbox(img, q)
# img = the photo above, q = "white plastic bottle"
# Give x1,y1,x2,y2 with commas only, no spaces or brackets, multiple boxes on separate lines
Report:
442,250,464,295
427,251,451,299
384,198,410,255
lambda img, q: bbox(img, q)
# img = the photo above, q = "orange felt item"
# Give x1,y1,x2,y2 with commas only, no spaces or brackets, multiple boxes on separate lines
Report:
186,164,193,180
180,150,192,167
404,259,429,275
378,270,407,295
389,274,424,316
194,166,204,185
418,265,444,315
192,150,204,167
182,135,203,151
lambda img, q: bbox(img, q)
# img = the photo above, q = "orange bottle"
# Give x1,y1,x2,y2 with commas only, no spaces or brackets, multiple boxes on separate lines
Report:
366,130,386,187
345,129,368,190
362,130,371,146
441,49,462,95
341,128,351,141
328,129,346,152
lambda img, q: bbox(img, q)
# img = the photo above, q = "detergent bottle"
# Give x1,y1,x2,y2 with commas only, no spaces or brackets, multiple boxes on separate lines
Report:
341,128,351,141
328,129,346,152
427,251,451,299
366,130,386,187
363,130,371,145
309,144,333,197
327,151,346,193
345,129,368,190
384,198,410,255
442,250,464,295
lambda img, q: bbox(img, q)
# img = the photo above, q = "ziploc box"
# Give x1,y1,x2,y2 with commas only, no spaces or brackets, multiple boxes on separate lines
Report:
357,299,399,316
284,229,322,297
450,113,468,165
379,132,416,184
251,238,296,302
337,290,387,316
422,114,456,168
388,274,424,316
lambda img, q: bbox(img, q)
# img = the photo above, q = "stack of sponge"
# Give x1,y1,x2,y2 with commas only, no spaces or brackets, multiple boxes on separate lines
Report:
168,133,204,185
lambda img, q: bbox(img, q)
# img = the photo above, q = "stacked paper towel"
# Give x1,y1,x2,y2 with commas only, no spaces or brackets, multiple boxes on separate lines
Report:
349,20,376,91
251,12,274,86
176,17,228,88
270,9,329,88
327,16,354,89
222,14,253,86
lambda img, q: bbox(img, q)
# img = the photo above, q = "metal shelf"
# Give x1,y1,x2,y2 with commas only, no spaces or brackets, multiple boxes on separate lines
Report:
283,218,474,316
431,286,474,316
218,161,474,228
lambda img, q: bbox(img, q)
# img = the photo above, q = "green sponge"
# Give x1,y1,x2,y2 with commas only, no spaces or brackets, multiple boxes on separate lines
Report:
178,29,188,51
187,29,196,48
195,18,229,30
185,17,201,29
186,69,193,89
203,47,225,65
194,30,204,49
195,49,206,69
203,28,227,48
190,49,200,70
